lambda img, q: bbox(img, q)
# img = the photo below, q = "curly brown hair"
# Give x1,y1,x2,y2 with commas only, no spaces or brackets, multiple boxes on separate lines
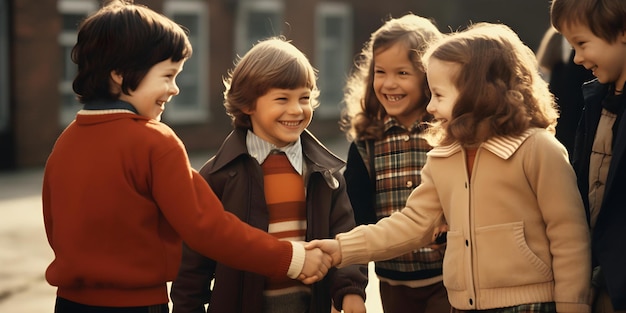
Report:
339,14,442,141
422,23,558,147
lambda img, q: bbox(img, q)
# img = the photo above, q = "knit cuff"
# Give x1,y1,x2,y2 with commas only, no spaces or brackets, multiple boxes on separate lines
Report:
287,241,305,279
336,229,370,268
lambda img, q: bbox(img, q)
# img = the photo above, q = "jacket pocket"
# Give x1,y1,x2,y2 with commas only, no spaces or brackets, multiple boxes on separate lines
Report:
442,230,466,291
474,221,553,288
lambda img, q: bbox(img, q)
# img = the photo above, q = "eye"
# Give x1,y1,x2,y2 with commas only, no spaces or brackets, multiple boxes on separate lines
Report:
374,69,385,74
399,71,409,76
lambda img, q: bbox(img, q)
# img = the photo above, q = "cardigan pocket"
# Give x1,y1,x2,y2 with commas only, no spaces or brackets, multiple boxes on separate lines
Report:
442,230,466,291
474,221,553,289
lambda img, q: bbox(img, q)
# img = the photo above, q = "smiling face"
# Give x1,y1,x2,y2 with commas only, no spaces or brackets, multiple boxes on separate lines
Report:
115,58,185,121
372,42,427,128
245,87,313,147
426,57,460,125
560,22,626,90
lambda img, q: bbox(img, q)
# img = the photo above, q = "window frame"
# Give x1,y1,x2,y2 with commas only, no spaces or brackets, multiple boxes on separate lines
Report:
163,0,210,124
314,2,353,118
57,0,98,126
235,0,284,56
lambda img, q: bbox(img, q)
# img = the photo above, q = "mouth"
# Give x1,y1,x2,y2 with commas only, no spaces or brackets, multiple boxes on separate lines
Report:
385,94,405,102
279,120,302,127
156,100,166,108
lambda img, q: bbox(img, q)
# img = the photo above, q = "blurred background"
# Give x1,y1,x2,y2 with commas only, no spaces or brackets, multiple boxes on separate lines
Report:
0,0,554,171
0,0,557,311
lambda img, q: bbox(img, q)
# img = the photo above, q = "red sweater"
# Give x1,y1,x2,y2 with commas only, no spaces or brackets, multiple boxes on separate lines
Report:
42,111,294,306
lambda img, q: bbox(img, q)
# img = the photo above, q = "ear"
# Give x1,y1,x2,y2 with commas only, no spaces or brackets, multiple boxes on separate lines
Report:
110,71,123,86
241,105,255,115
620,30,626,44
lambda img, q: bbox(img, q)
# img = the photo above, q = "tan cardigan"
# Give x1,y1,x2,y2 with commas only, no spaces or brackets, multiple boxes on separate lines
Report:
338,128,591,312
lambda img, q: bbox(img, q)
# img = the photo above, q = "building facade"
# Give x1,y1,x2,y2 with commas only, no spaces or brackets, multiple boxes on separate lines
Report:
0,0,551,170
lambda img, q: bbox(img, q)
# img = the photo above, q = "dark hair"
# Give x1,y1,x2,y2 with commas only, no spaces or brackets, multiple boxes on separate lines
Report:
551,0,626,43
72,0,192,104
422,23,557,146
340,14,442,141
223,36,319,129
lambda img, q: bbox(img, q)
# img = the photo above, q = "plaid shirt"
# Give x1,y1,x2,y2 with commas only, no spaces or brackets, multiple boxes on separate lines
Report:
372,117,444,285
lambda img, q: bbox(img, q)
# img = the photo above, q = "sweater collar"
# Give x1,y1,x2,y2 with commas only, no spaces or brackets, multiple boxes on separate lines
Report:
82,99,139,114
427,128,536,159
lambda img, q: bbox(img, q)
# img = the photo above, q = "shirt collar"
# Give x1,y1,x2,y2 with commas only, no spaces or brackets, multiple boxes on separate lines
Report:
246,130,303,175
428,128,536,159
383,116,426,133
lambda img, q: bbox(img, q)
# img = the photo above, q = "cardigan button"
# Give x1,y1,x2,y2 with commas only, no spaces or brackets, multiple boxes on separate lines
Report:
465,240,469,246
406,180,414,188
469,298,473,305
403,134,410,141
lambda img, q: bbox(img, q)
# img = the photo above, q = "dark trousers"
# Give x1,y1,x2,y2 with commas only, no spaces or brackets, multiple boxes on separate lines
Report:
55,297,168,313
379,280,451,313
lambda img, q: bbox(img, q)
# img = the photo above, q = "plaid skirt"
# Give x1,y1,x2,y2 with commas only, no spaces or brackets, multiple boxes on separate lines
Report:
451,302,556,313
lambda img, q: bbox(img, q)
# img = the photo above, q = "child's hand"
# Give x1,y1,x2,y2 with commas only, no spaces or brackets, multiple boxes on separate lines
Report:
297,247,332,284
427,223,449,250
306,239,342,267
337,294,366,313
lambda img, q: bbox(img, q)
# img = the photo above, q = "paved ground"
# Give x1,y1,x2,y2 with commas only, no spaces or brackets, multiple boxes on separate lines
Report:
0,136,383,312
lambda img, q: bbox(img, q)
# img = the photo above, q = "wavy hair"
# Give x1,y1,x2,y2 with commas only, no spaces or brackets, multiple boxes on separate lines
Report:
340,14,442,141
422,23,557,147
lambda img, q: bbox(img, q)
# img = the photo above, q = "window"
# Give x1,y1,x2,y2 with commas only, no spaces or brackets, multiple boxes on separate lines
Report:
0,0,9,132
235,0,284,56
163,0,209,124
57,0,98,126
315,3,353,118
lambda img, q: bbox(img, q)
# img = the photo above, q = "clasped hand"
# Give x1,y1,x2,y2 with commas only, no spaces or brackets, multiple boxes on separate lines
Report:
296,239,342,284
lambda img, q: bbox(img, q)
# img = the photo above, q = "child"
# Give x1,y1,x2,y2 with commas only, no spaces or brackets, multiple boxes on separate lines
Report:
309,22,592,313
339,14,449,313
170,37,367,313
535,27,594,155
42,2,330,312
551,0,626,310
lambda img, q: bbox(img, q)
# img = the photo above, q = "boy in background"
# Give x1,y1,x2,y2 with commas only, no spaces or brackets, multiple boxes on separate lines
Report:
551,0,626,311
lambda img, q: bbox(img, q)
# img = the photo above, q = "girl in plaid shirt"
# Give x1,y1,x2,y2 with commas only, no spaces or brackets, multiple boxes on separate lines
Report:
340,14,449,313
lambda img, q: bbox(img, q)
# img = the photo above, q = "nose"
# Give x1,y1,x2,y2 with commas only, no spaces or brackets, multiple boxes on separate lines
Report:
572,50,583,66
287,101,304,115
382,75,397,89
170,81,180,96
426,99,436,114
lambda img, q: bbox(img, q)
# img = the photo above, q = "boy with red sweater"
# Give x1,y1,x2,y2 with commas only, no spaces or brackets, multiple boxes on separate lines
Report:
171,37,367,313
42,2,330,312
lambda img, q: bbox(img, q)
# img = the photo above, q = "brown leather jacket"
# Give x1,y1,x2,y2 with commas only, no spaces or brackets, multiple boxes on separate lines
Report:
171,128,368,313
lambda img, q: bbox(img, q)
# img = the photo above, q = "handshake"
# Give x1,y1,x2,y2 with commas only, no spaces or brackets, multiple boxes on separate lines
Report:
296,239,342,284
295,224,448,284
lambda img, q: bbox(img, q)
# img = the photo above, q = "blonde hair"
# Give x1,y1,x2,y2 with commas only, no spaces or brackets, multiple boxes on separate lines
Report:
340,14,442,141
423,23,558,147
223,37,319,129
